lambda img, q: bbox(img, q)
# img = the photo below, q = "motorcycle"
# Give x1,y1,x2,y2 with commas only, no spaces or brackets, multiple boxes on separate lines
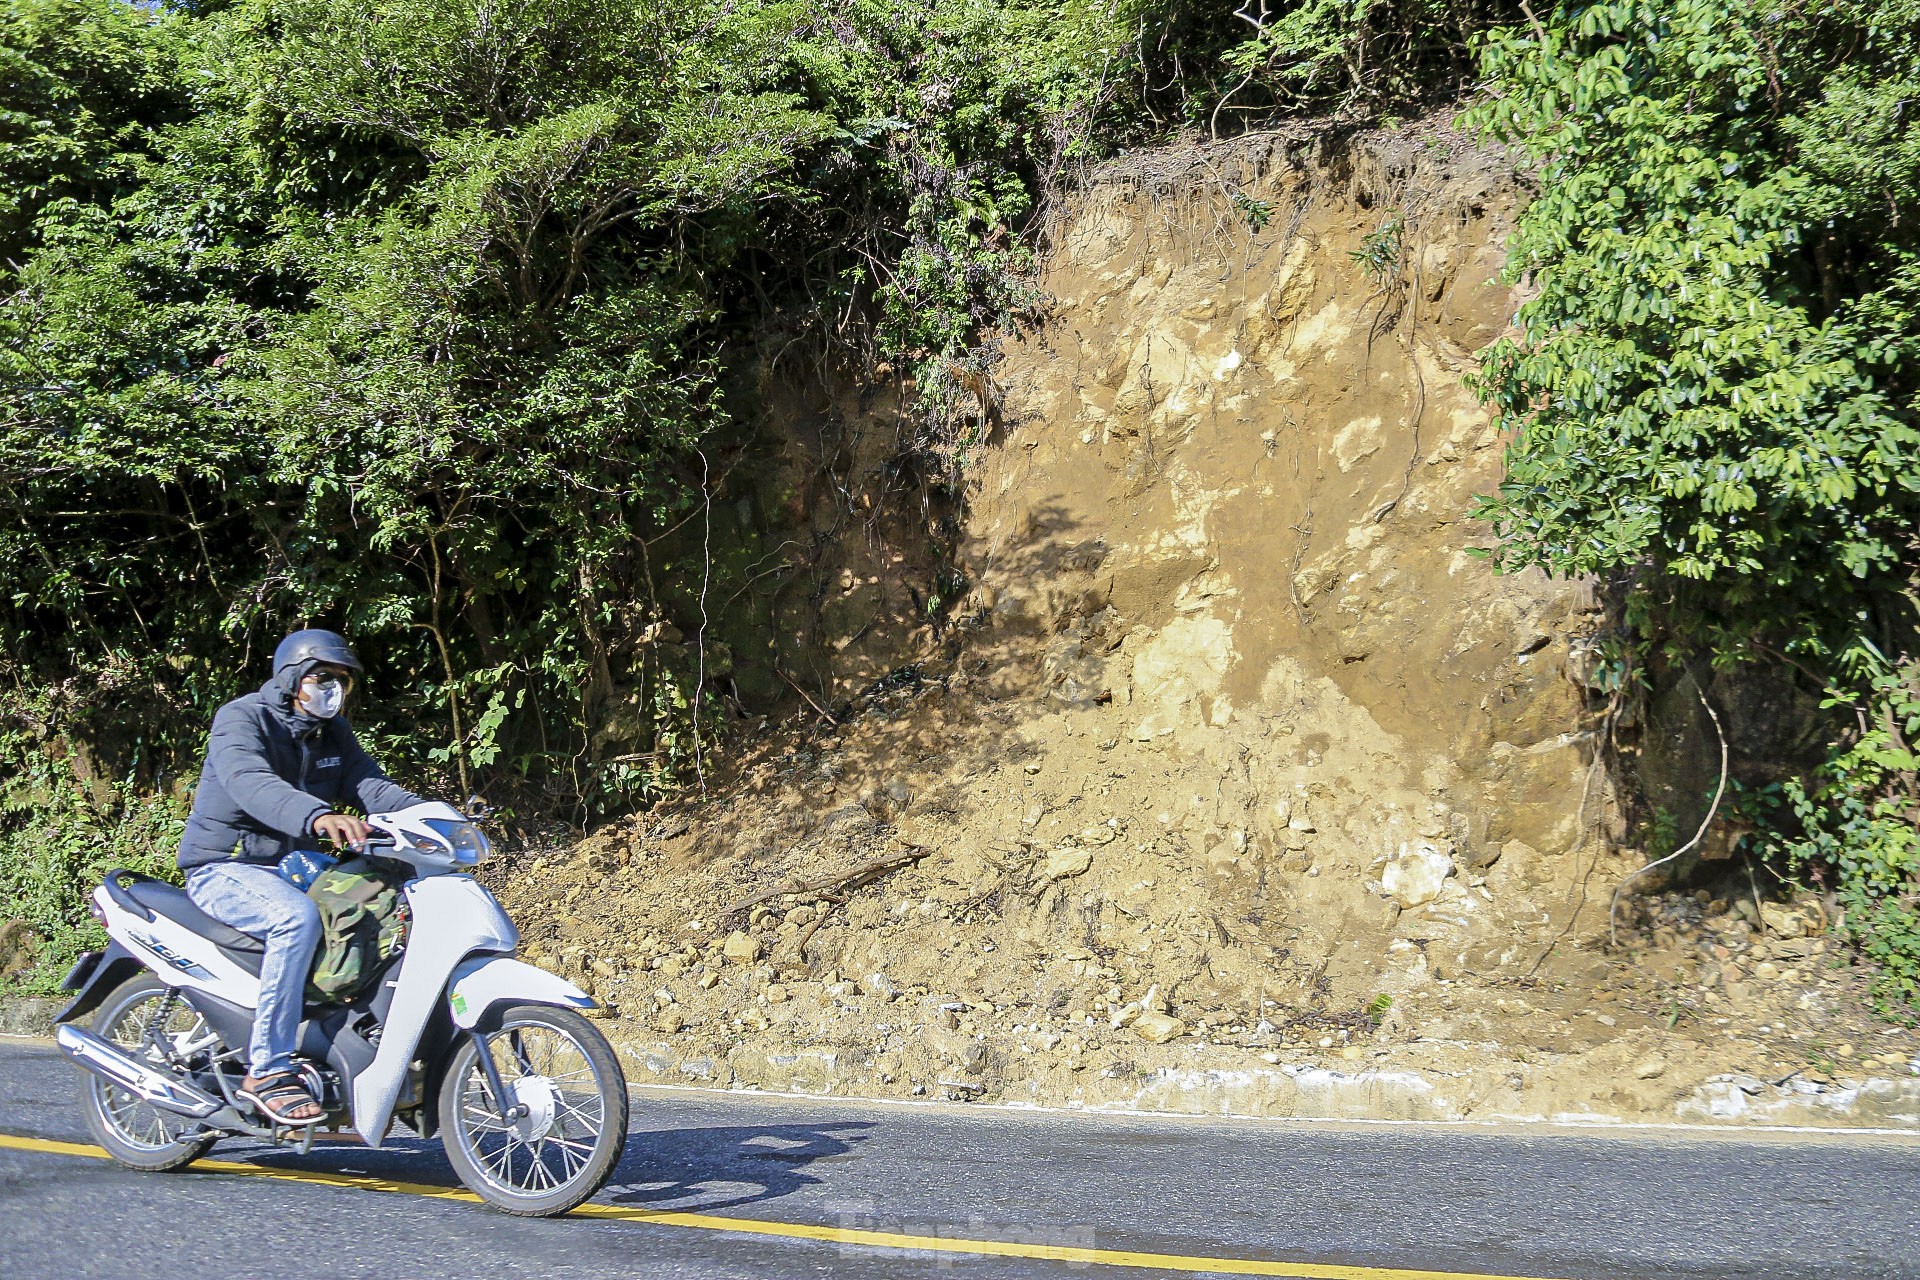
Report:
51,801,628,1216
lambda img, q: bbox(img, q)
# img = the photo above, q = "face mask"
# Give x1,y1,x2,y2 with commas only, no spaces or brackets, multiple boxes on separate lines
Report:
300,676,346,719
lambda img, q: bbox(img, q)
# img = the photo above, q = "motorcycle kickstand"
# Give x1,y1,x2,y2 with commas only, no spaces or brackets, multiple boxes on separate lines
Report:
468,1029,528,1124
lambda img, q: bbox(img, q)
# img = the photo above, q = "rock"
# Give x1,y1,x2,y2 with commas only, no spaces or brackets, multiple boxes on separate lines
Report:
656,1008,686,1034
1339,1045,1365,1061
861,972,900,1001
1760,902,1813,938
1133,1011,1185,1044
722,931,762,964
1041,846,1095,880
1382,842,1455,908
589,957,617,978
1140,983,1168,1014
764,983,789,1004
1634,1057,1667,1080
696,969,720,990
1079,824,1118,846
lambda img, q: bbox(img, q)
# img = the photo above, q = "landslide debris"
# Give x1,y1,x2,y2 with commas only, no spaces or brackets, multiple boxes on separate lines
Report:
493,121,1920,1124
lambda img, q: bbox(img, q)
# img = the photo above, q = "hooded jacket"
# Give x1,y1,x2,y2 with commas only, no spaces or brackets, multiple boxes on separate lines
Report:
176,660,423,871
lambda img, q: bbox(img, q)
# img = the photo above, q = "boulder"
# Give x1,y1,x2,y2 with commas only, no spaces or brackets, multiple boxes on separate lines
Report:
1133,1011,1185,1043
1041,846,1095,880
1383,842,1455,907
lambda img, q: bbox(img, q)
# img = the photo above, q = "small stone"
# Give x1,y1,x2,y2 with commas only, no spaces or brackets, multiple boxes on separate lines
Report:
1079,825,1117,846
656,1008,686,1034
764,983,789,1004
1132,1011,1185,1043
722,931,762,964
861,972,900,1001
696,970,720,990
1634,1057,1667,1080
1041,846,1095,880
1140,984,1168,1014
1339,1045,1365,1061
1382,841,1455,908
589,957,617,978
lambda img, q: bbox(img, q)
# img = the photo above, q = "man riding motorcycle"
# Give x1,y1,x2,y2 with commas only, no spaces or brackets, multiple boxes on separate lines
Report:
176,629,422,1126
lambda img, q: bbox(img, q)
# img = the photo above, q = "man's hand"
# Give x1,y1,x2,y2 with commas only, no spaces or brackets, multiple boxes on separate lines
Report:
312,813,369,849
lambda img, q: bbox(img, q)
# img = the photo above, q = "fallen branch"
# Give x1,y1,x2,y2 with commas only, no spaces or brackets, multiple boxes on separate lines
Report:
1609,676,1730,947
775,665,838,725
720,844,932,917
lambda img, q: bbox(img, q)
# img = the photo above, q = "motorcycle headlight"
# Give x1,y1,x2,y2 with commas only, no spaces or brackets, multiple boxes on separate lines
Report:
422,818,491,866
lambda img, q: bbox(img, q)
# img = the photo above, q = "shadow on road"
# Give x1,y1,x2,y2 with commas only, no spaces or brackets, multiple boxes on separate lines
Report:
605,1121,874,1213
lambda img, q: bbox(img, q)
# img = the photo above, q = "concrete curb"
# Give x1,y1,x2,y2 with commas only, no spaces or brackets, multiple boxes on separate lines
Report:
610,1032,1920,1134
0,997,60,1039
10,992,1915,1134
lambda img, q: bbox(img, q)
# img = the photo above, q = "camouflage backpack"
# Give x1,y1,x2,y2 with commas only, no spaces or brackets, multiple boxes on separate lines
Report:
304,855,411,1003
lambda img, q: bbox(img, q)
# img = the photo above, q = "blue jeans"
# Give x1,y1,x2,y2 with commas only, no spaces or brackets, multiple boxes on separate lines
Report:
186,863,321,1077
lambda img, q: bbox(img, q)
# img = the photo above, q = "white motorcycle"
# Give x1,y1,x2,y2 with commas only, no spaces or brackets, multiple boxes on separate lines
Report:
52,801,628,1216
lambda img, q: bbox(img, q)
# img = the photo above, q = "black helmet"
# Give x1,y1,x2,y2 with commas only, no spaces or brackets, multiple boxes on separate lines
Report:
272,629,363,678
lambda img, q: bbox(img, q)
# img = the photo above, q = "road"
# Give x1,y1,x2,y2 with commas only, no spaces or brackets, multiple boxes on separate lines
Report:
1,1039,1915,1279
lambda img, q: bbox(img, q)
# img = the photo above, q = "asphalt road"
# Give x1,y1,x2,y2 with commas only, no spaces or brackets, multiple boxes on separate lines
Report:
2,1038,1916,1280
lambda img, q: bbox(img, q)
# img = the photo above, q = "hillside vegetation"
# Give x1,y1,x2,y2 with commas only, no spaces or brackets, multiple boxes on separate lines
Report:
2,0,1917,1014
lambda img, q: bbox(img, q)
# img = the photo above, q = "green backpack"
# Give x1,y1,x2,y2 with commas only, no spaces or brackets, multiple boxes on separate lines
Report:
304,855,412,1004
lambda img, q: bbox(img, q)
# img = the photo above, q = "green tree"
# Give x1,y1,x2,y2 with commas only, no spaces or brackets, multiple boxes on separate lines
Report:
1468,0,1920,1005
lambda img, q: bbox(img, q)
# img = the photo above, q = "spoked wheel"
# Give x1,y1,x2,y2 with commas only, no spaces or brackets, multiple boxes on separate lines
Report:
81,974,220,1171
438,1003,628,1216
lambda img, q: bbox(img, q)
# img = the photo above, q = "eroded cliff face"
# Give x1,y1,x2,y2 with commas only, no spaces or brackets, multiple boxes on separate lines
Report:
960,128,1604,1009
500,125,1918,1125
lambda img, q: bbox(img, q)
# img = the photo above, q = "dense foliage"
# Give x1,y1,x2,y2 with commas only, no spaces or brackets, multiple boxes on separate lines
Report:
1468,0,1920,1007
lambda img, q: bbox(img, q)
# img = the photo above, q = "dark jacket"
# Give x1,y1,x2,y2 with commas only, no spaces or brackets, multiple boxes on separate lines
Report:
176,661,422,871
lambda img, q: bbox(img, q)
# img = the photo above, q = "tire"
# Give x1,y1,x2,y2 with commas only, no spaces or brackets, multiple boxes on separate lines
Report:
81,973,220,1172
438,1003,628,1216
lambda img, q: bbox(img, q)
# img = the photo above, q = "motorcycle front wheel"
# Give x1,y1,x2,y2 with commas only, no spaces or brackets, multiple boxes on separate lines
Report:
81,974,220,1172
438,1003,628,1216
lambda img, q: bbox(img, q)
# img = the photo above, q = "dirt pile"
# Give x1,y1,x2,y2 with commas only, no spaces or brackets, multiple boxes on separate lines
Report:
495,121,1920,1126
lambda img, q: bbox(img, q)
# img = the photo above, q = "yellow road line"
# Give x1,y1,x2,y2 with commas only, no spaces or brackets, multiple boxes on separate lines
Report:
0,1131,1573,1280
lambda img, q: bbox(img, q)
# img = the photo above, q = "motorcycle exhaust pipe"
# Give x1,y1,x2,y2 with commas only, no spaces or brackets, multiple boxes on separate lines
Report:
55,1024,224,1120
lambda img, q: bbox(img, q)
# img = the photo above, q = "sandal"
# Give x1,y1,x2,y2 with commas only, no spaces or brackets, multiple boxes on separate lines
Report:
238,1073,325,1127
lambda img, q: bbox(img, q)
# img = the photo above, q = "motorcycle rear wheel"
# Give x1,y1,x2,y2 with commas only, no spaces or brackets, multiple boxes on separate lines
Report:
438,1003,628,1216
81,974,220,1172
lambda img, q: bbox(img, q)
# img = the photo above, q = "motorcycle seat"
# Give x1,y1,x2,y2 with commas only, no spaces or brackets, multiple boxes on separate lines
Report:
122,878,268,956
